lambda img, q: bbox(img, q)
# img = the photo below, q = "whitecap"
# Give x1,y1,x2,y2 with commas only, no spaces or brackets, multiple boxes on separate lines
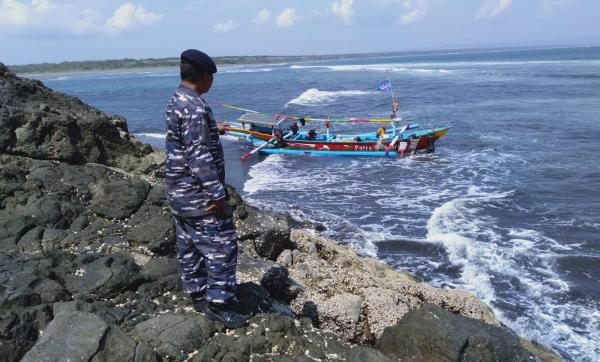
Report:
285,88,373,107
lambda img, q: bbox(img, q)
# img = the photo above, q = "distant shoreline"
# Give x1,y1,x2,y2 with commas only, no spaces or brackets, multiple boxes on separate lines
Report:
10,44,598,75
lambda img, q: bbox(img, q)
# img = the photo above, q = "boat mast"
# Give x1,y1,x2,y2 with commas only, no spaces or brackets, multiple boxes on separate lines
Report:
386,69,399,135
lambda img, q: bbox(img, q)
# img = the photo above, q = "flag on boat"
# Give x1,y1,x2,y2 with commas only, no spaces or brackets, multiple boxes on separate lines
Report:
378,80,392,92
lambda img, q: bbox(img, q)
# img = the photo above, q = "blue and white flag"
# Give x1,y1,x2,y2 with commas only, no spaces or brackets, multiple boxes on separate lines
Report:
378,79,392,91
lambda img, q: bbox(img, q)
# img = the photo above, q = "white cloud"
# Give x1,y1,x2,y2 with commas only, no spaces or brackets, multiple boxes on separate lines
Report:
253,9,271,26
0,0,46,26
476,0,512,19
105,2,162,32
276,8,299,27
330,0,354,23
0,0,162,35
213,19,238,33
400,6,425,24
377,0,438,25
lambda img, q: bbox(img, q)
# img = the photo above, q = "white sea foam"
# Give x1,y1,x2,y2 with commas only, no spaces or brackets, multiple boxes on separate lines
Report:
285,88,373,107
134,132,165,139
424,189,599,360
133,132,240,142
220,67,273,74
290,59,600,73
290,64,452,74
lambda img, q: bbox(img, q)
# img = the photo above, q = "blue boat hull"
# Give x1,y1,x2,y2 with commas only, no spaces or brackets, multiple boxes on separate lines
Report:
258,148,399,157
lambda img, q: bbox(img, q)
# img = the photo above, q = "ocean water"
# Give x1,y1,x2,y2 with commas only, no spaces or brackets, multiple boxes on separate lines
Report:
38,46,600,361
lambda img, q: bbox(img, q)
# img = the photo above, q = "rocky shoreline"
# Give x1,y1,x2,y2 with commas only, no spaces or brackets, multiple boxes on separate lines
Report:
0,62,561,361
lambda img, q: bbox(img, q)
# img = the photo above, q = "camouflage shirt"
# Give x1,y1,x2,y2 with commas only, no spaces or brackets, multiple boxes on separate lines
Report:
165,85,226,217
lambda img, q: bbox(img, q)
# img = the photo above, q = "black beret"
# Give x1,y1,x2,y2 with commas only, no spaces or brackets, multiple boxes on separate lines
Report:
181,49,217,74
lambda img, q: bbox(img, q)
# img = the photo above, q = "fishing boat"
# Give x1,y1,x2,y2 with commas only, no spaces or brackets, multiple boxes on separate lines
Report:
219,80,452,159
223,109,451,158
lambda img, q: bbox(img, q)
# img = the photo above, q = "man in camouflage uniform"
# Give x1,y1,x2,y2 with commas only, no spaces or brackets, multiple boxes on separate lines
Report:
165,49,247,328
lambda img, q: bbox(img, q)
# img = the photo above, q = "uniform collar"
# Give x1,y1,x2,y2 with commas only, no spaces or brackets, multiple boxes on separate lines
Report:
177,84,202,98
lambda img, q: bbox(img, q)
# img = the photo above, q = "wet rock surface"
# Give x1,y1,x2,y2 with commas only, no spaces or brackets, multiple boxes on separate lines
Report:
0,64,562,361
375,303,544,361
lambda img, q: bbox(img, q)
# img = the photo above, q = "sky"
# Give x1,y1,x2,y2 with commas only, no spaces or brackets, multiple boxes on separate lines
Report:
1,0,599,65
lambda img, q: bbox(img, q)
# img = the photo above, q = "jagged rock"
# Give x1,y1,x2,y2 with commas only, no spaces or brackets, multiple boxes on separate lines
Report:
375,303,536,362
260,265,301,303
21,311,159,362
0,62,151,166
235,282,295,318
318,293,364,342
276,249,293,266
193,313,353,362
126,205,175,255
235,205,294,260
0,305,53,362
21,311,106,362
287,230,499,344
91,178,150,219
16,226,44,252
65,254,144,299
0,215,35,252
141,257,179,280
346,346,394,362
132,313,220,361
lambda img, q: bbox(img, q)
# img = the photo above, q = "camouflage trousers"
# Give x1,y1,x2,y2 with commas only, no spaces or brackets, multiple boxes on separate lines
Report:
173,214,238,304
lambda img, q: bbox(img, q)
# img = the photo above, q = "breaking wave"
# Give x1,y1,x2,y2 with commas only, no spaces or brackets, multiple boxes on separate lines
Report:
290,64,451,74
285,88,373,107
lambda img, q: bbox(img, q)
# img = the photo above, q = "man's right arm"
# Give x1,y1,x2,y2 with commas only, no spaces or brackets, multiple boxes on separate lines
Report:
180,107,226,202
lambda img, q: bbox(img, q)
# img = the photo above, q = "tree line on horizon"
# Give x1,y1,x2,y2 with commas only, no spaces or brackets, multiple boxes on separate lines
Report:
8,53,389,74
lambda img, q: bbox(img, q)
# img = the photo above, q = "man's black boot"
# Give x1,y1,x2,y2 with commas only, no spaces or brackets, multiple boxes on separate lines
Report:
190,291,207,313
202,301,249,329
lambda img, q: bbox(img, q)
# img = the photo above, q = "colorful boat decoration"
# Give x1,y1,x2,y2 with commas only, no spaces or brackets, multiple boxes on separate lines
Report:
223,109,451,159
219,80,452,159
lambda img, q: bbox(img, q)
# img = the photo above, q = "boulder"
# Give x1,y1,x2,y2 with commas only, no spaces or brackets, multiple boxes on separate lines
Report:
126,206,175,254
65,254,144,298
375,303,536,361
91,178,150,219
132,313,220,360
193,313,354,362
260,265,301,303
141,257,179,280
21,311,159,362
235,205,294,260
0,63,151,166
21,311,108,362
0,215,35,252
0,305,53,362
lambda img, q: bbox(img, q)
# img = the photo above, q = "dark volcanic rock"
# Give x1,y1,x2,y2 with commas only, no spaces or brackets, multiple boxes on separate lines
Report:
193,313,368,362
21,311,159,362
0,215,35,252
21,311,108,362
0,62,151,167
91,178,150,219
0,305,53,362
65,254,144,299
126,204,175,255
260,265,301,303
132,313,220,360
235,205,294,260
375,303,537,362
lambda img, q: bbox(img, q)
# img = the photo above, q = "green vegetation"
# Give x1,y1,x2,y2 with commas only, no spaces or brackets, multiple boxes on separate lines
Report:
8,53,396,74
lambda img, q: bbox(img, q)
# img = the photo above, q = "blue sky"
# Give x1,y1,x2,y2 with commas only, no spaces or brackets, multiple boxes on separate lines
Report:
1,0,599,64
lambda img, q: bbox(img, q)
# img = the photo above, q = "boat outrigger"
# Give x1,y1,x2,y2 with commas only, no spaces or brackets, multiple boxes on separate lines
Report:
219,80,452,159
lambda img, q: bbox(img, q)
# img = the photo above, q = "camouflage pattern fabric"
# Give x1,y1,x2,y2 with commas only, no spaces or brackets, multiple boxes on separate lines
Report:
173,215,237,303
165,85,226,218
165,84,237,304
